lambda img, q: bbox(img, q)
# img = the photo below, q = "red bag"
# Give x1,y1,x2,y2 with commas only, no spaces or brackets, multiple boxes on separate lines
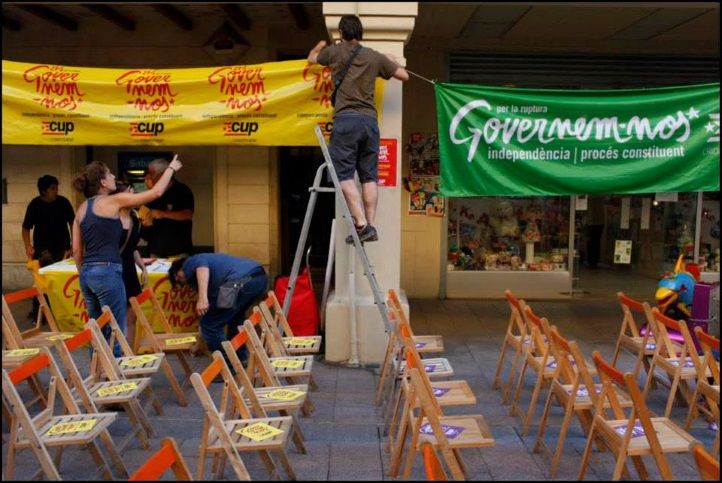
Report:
273,268,320,336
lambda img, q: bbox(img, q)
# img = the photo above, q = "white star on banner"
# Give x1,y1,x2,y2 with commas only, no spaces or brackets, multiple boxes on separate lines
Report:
686,107,700,119
706,122,716,132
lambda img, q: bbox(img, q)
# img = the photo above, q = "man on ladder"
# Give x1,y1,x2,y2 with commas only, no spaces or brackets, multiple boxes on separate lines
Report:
308,14,409,244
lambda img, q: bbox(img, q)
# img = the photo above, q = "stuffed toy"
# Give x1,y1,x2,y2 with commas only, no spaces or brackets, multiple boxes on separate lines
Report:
489,199,519,238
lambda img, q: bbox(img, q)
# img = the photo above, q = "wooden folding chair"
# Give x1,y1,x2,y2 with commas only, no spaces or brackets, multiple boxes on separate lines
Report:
242,317,316,416
54,321,157,452
129,437,193,481
221,326,309,454
252,307,317,389
684,327,720,456
191,351,297,480
93,304,187,408
129,288,198,387
387,289,444,355
611,292,660,381
492,290,530,402
397,367,495,480
691,441,720,480
2,285,75,349
642,307,712,418
578,351,697,481
509,305,557,435
534,326,633,477
3,348,128,480
260,290,322,355
421,442,448,481
387,329,476,478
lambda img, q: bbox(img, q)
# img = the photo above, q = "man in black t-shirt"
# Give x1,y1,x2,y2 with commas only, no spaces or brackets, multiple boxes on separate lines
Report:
22,175,75,264
140,158,194,258
22,175,75,320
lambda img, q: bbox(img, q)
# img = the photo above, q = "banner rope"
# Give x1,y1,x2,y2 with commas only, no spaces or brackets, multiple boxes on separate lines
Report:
406,69,436,85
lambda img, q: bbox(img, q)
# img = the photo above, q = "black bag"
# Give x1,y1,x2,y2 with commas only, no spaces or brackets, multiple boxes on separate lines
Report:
217,281,242,309
330,44,362,107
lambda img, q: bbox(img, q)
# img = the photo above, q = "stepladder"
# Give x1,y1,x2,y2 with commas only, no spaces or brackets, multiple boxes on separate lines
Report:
281,126,393,339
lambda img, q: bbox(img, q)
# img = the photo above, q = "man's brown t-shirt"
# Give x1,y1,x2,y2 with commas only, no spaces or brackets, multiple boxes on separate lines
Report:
317,41,398,119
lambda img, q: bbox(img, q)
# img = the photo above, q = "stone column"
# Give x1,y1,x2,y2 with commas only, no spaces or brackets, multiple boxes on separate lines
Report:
322,2,417,365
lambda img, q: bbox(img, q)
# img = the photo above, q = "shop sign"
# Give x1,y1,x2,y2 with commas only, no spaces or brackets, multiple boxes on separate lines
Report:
435,82,720,196
2,60,384,146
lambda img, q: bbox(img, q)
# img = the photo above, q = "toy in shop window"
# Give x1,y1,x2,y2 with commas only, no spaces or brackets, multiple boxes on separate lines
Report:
655,254,699,320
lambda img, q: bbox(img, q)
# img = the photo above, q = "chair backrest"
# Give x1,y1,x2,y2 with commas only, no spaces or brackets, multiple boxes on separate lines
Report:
190,364,251,481
695,327,720,386
691,441,720,481
256,301,290,356
421,442,448,481
242,319,281,387
397,324,442,415
592,350,674,478
129,437,193,481
129,288,174,352
547,326,582,386
505,289,529,340
2,285,60,342
263,291,296,338
94,305,136,357
617,292,648,339
522,305,553,359
651,308,697,368
220,331,269,419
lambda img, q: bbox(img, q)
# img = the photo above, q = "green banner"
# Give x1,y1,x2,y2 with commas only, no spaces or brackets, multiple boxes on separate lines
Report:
435,82,720,196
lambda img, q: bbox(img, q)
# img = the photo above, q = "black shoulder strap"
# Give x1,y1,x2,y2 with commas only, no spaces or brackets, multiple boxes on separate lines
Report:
332,44,362,106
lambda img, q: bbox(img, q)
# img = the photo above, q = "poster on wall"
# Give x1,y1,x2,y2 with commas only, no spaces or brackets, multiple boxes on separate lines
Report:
407,133,443,216
377,138,397,187
614,240,633,264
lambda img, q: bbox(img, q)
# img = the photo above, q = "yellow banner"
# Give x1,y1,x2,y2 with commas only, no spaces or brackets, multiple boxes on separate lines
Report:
2,59,385,146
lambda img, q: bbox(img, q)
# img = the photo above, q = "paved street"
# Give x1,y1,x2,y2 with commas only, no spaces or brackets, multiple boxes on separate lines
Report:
2,296,717,480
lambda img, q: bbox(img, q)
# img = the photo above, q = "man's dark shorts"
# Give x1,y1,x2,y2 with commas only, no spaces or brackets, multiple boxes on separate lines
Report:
329,112,380,183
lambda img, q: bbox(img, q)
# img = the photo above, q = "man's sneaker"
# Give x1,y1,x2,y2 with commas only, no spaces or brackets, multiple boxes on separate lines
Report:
345,224,378,244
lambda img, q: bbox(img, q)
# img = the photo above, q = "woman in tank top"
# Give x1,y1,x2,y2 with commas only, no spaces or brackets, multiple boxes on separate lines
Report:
72,156,182,355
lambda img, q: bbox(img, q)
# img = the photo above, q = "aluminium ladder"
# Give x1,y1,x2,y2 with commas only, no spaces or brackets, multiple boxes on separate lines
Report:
281,125,392,334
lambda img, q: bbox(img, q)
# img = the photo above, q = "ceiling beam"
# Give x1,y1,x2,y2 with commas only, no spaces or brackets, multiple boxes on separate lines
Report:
15,5,77,31
82,4,135,31
152,4,193,31
207,21,250,49
288,4,310,31
2,15,21,31
221,5,251,31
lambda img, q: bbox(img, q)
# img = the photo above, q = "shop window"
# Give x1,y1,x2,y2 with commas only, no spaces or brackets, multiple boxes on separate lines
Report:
447,196,570,272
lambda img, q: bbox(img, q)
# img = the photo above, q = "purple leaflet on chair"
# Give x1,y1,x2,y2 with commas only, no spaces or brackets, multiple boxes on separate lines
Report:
419,423,465,439
431,386,452,397
613,423,646,438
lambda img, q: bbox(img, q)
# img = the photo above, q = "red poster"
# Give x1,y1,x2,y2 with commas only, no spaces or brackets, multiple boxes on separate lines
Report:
378,138,397,187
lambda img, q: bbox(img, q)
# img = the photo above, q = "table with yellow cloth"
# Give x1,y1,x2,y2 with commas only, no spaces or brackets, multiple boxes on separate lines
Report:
38,258,199,334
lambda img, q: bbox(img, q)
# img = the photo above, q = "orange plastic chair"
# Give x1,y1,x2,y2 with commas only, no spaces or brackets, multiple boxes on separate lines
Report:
129,437,192,481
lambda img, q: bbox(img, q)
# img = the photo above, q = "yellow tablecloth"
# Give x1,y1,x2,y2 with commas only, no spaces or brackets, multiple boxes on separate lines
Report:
38,259,198,333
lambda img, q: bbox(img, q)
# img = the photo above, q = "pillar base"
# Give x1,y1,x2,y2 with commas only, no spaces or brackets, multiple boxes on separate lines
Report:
324,289,409,365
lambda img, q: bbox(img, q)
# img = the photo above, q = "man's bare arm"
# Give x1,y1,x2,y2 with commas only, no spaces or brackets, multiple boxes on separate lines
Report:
307,40,327,64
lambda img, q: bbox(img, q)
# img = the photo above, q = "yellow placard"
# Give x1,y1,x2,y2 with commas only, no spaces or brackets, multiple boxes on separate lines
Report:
120,354,160,367
236,422,284,442
46,419,97,436
165,336,196,346
96,382,138,397
2,60,384,146
286,338,316,347
263,389,305,402
271,359,305,369
47,333,74,341
5,348,41,357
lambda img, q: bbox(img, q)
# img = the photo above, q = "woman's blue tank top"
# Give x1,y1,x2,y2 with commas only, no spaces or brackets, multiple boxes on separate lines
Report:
80,196,123,265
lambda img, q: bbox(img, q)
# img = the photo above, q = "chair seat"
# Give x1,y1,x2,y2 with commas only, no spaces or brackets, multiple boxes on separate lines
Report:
116,353,165,377
597,417,696,455
282,336,322,354
423,380,476,406
410,414,495,450
2,349,42,368
206,416,294,451
555,382,633,408
137,332,199,353
268,355,314,378
411,335,444,354
530,355,598,377
88,378,151,404
31,413,117,446
250,384,309,412
397,358,454,379
656,357,712,378
22,332,77,349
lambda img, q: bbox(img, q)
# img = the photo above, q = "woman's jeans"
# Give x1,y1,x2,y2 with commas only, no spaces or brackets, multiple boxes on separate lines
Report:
200,273,269,366
79,262,127,357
